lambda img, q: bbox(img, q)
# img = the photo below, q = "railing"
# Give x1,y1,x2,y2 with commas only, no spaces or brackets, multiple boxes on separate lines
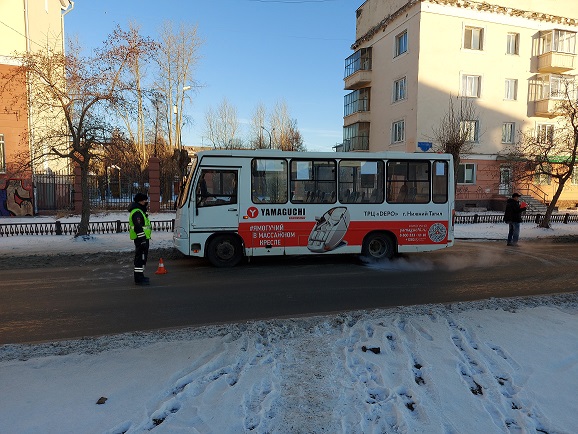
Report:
520,183,549,204
455,213,578,224
1,214,577,237
0,219,174,237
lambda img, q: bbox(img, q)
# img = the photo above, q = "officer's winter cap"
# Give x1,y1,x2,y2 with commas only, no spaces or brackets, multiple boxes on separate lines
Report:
133,193,148,203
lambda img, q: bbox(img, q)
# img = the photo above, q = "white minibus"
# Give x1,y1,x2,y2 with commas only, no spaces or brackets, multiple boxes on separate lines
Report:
173,150,454,267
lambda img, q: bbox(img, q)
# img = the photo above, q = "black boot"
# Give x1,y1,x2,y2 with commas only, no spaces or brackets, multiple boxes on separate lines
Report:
134,272,150,286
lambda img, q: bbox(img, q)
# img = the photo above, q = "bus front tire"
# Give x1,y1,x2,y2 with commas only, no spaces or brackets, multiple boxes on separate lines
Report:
362,233,395,261
206,235,243,267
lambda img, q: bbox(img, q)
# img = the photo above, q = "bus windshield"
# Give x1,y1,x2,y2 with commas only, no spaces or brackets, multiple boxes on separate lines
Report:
176,155,197,209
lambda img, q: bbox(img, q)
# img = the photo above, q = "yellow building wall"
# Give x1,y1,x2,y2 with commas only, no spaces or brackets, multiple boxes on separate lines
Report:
1,0,71,181
349,0,578,208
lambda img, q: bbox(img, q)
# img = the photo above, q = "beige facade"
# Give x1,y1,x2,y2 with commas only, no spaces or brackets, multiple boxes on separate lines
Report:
343,0,578,209
0,0,72,180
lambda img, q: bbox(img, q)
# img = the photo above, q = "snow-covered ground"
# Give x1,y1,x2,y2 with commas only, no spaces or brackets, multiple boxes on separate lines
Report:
1,212,578,433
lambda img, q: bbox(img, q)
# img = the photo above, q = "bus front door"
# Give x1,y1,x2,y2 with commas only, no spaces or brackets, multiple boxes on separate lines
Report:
194,168,240,230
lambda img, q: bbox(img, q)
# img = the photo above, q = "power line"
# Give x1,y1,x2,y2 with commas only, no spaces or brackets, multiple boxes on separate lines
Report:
0,19,43,49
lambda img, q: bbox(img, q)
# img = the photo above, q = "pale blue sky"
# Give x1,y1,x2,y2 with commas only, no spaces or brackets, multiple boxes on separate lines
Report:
65,0,357,151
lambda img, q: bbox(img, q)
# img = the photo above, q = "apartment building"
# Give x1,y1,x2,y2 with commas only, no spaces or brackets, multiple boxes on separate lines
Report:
341,0,578,210
0,0,72,215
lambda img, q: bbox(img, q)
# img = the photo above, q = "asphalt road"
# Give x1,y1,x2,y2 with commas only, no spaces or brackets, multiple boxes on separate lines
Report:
1,239,577,344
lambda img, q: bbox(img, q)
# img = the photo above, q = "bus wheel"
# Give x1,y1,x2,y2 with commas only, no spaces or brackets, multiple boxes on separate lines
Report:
362,233,395,261
206,235,243,267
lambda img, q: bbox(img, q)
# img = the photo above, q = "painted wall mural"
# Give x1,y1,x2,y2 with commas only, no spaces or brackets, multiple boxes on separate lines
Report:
0,179,33,216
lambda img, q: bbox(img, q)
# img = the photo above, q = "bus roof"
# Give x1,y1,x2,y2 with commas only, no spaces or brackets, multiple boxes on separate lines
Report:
194,149,453,161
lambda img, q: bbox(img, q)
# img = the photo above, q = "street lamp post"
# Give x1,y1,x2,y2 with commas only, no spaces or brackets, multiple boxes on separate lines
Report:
261,126,274,149
173,104,180,152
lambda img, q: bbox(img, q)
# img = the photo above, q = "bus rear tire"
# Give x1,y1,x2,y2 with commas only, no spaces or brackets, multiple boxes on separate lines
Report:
362,232,395,261
206,234,243,267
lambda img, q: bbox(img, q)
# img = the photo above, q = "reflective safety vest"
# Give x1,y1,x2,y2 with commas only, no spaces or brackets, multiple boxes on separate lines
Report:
129,209,152,240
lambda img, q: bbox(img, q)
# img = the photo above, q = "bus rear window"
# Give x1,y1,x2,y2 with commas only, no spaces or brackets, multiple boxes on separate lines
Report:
251,159,288,204
433,160,449,203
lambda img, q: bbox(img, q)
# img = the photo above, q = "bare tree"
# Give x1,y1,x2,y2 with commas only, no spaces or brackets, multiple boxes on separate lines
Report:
155,21,203,150
430,95,479,186
248,102,268,149
1,30,155,235
110,22,158,166
503,79,578,228
269,100,305,151
204,98,241,149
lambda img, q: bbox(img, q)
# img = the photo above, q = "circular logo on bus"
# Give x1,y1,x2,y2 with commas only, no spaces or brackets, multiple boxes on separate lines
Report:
246,207,259,218
428,223,447,243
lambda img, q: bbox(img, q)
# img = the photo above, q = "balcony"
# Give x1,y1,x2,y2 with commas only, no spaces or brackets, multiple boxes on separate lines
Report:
537,51,576,73
339,137,369,152
344,69,372,90
534,98,562,118
344,111,371,124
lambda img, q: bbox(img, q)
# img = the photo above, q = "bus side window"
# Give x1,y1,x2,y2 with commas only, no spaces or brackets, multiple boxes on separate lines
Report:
252,159,288,204
290,159,336,204
387,160,430,204
338,159,383,204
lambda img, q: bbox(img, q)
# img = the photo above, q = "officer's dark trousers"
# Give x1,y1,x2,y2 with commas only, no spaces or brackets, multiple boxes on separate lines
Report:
133,239,149,282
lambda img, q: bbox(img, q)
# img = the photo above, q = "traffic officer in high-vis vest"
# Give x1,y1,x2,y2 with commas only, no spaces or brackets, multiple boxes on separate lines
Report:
128,193,152,285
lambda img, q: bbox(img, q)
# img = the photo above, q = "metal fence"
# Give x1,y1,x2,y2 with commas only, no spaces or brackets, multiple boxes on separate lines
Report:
88,170,149,211
456,213,578,224
33,170,178,213
1,214,577,237
0,219,174,237
34,172,74,211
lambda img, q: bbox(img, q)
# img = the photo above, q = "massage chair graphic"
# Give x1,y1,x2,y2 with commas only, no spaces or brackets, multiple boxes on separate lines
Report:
307,206,350,253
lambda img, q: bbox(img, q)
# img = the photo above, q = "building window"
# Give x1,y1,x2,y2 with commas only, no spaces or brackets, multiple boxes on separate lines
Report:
393,77,407,102
0,134,5,172
538,74,571,100
344,47,372,78
534,164,552,185
464,26,484,50
392,120,405,143
344,88,370,117
395,30,408,57
460,120,479,143
457,163,475,184
461,74,481,97
506,33,519,55
536,124,554,144
502,122,515,144
504,79,518,100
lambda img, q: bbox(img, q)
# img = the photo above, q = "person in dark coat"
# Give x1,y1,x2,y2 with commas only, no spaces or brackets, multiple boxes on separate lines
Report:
128,193,152,285
503,192,526,246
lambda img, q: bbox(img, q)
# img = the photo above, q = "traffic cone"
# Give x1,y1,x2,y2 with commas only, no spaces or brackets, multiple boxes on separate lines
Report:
155,258,168,274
